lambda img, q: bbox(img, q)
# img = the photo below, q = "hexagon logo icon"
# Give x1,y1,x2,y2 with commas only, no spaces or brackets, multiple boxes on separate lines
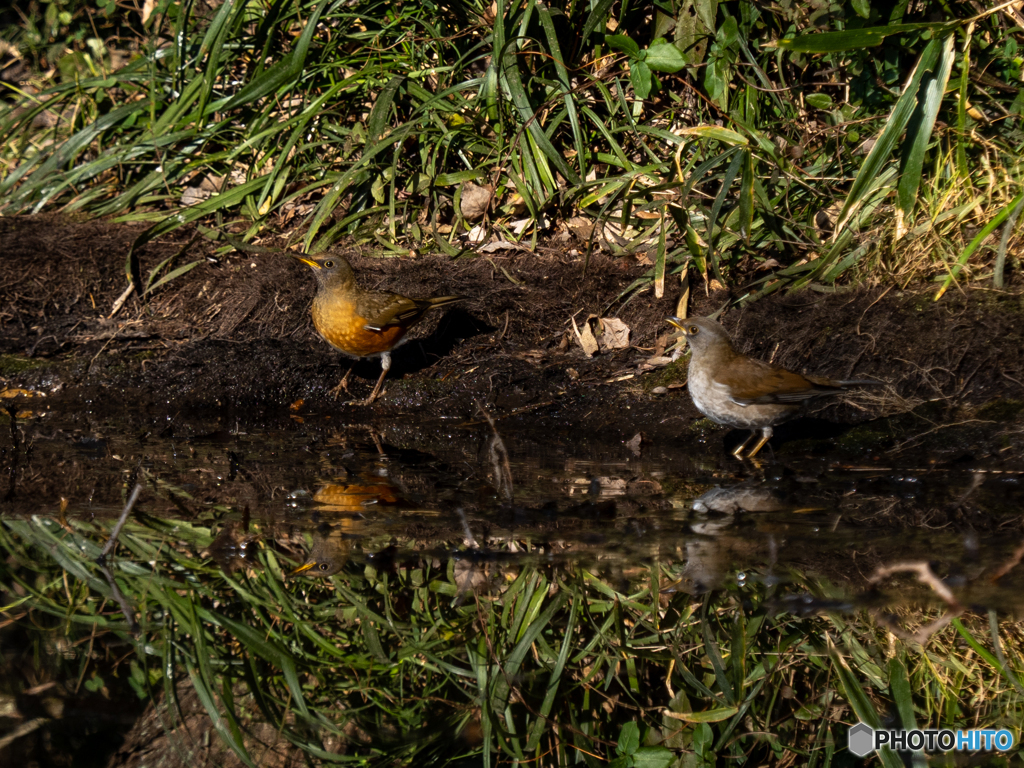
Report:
848,723,875,757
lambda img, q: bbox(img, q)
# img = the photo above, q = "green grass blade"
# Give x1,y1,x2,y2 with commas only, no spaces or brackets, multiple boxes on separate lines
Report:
896,33,955,228
935,191,1024,300
834,35,944,235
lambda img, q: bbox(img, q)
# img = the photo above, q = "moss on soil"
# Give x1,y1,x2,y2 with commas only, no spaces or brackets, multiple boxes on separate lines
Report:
0,355,50,376
976,399,1024,422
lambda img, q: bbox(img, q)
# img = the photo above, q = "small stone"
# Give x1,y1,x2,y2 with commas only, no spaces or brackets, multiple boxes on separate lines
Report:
652,386,668,394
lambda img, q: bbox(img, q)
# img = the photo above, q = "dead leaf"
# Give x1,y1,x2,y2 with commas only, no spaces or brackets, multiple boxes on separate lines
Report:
466,225,488,244
639,355,674,372
181,186,212,207
593,477,627,495
566,216,596,240
573,315,631,355
477,240,532,254
505,193,527,214
596,317,630,351
676,271,689,318
460,181,494,221
0,388,42,399
577,318,599,357
455,560,488,594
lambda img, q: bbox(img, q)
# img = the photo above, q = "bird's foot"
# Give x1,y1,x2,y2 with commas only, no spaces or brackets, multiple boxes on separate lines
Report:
339,388,385,407
329,368,355,400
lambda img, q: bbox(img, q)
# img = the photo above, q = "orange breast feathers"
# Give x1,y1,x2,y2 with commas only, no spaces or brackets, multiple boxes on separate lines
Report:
311,296,407,358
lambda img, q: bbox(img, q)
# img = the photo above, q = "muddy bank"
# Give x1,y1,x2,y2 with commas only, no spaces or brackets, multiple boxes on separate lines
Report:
1,214,1023,464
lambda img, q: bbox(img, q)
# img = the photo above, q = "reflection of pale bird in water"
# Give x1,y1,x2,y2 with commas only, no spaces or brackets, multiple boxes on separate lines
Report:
291,527,350,577
692,485,792,515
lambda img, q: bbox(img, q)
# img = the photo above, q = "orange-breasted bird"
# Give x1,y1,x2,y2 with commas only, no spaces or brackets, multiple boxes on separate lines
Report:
292,254,462,404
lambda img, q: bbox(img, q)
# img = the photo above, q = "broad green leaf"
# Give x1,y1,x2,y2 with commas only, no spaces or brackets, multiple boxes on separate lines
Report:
617,721,640,755
804,93,833,109
646,40,688,73
718,15,739,48
631,60,653,98
673,0,718,68
606,34,641,58
704,55,729,111
633,747,675,768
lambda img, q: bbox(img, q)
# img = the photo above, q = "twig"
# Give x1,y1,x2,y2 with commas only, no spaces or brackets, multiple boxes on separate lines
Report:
0,718,49,751
97,561,140,636
871,609,959,646
476,400,514,503
99,483,143,560
868,561,961,608
855,285,893,336
989,538,1024,583
456,507,478,549
868,562,965,646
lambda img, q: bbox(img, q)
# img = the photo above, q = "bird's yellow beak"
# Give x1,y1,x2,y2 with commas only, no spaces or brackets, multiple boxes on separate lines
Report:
289,253,319,270
666,316,688,334
665,316,690,355
290,561,316,575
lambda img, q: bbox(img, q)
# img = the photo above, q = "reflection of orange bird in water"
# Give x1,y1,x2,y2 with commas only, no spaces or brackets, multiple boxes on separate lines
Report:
291,480,398,577
291,253,462,404
312,481,399,512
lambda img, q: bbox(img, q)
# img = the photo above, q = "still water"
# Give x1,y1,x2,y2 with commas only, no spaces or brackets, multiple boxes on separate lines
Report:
1,406,1022,766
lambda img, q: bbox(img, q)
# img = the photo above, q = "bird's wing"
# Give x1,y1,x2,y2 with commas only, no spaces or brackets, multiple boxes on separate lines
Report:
362,296,431,331
715,358,843,405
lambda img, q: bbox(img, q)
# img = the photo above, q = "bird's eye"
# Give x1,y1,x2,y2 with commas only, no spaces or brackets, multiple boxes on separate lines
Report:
689,325,699,335
323,260,334,268
319,563,329,571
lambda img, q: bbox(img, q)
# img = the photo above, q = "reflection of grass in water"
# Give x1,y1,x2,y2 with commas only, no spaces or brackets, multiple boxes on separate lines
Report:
2,508,1023,767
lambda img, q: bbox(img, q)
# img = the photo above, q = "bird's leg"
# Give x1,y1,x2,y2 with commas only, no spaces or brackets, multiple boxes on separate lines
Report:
329,366,355,400
731,431,757,458
363,352,391,405
745,427,774,459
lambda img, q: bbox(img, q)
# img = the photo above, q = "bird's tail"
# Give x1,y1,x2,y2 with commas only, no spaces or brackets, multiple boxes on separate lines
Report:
428,295,463,308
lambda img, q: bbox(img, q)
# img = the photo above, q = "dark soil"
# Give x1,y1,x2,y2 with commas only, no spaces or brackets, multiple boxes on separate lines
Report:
1,213,1023,465
3,216,1024,768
